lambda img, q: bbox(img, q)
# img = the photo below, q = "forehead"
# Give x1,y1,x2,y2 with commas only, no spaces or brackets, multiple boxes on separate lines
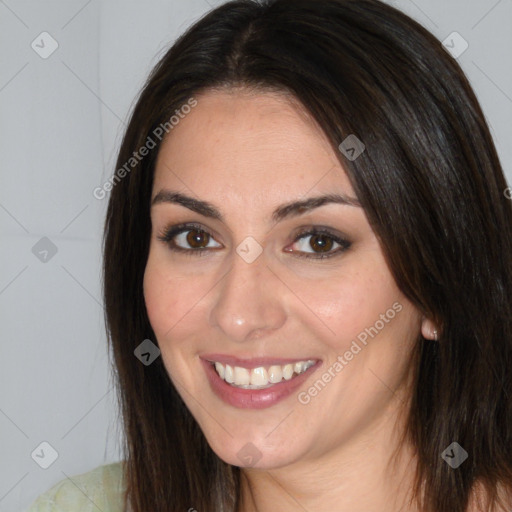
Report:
153,89,355,207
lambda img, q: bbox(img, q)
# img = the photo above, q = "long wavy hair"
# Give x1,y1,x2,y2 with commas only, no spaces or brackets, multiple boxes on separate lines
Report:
102,0,512,510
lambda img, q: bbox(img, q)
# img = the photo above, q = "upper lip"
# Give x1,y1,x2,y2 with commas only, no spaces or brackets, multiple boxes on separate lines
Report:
200,354,320,369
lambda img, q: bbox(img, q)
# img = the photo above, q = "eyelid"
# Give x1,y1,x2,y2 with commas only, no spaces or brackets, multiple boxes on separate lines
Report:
288,226,351,259
156,222,221,252
156,221,351,259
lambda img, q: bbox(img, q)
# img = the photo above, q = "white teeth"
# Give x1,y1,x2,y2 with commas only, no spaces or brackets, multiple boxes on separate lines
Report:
250,367,268,386
234,366,250,385
268,365,283,383
282,364,294,380
225,364,234,383
211,359,316,389
215,362,225,380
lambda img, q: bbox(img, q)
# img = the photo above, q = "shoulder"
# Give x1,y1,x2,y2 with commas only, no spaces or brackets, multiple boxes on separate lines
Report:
25,461,126,512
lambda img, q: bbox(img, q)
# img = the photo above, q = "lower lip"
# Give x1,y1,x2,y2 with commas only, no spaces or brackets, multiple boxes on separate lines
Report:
201,359,321,409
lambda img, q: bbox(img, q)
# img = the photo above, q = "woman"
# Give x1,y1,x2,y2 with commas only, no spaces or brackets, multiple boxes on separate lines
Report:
27,0,512,511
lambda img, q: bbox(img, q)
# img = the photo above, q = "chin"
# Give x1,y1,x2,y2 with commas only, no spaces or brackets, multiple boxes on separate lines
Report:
204,429,307,470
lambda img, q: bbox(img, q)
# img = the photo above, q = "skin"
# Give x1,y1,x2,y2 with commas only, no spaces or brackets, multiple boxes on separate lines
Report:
143,88,439,511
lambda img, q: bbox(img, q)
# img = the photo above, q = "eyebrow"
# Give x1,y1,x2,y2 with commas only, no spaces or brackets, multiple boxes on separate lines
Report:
151,189,362,224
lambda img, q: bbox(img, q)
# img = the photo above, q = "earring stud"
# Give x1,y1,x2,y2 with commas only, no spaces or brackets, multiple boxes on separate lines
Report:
433,329,438,341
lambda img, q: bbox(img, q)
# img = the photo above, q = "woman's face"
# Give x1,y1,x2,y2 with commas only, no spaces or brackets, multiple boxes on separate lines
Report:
143,88,423,469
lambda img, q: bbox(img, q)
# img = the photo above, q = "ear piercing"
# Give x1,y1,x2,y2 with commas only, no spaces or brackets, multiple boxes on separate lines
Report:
433,329,438,341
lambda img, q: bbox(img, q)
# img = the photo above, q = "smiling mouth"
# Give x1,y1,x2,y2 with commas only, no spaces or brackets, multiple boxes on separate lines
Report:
208,360,317,389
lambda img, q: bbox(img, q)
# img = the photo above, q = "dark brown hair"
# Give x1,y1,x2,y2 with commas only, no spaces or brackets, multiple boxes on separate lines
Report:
102,0,512,510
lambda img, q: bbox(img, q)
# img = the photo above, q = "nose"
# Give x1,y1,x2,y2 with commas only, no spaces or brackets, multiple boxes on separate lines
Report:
209,248,287,344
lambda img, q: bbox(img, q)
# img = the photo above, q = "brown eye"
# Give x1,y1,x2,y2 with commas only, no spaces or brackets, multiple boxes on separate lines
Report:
308,233,334,253
287,228,351,259
185,229,210,249
156,223,222,255
157,223,350,260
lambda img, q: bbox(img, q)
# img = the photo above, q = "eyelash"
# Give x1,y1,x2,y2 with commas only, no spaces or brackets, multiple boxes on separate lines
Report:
156,222,351,260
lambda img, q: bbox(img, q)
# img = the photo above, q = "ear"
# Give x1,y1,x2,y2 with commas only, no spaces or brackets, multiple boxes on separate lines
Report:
421,317,439,340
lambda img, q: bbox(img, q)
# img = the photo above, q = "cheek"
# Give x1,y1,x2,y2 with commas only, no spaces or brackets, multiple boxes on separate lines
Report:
143,257,187,337
143,253,213,348
301,260,401,347
143,262,166,333
143,242,409,355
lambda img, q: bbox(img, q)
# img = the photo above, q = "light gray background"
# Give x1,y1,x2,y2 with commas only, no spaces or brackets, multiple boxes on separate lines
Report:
0,1,510,510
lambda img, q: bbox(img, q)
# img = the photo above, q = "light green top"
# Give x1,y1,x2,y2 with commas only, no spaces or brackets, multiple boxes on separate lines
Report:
25,462,125,512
